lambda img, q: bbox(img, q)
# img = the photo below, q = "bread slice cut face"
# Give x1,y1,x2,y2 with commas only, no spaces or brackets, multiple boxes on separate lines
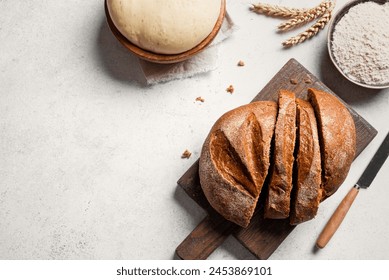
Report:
199,101,277,227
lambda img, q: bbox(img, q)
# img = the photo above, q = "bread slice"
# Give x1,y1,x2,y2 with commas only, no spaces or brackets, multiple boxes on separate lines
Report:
264,90,296,219
308,88,356,200
199,101,278,227
290,99,322,225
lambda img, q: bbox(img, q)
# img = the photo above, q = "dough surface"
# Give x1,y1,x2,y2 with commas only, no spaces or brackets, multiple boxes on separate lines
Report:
107,0,222,54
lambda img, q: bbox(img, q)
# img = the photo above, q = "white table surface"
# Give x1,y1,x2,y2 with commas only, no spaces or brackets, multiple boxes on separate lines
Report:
1,0,388,260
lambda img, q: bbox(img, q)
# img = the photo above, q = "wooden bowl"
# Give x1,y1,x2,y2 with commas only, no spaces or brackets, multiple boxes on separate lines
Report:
105,0,226,64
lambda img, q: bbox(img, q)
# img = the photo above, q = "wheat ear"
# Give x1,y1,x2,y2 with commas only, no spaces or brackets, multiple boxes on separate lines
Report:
282,9,333,47
250,2,308,18
278,1,334,31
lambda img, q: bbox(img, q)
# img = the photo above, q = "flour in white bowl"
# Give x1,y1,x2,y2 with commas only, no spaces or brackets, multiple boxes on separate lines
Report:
331,1,389,86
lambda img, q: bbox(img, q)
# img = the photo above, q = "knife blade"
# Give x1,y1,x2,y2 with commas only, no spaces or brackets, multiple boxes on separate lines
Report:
316,132,389,249
356,133,389,189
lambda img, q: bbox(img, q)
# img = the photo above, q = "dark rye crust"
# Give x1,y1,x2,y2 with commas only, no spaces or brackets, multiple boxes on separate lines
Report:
199,101,277,227
308,88,356,200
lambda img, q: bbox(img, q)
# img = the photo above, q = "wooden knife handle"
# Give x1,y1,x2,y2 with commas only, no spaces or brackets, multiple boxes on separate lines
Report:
316,186,359,249
175,215,236,260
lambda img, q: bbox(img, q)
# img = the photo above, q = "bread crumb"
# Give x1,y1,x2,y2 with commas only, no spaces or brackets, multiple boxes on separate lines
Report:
237,60,245,67
195,96,205,102
226,85,234,94
290,78,298,85
181,149,192,159
304,74,312,84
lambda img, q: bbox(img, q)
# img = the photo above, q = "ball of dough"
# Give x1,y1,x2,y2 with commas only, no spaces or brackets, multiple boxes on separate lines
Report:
107,0,222,54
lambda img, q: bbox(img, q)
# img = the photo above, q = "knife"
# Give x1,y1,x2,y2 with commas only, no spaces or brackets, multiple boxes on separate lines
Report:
316,132,389,249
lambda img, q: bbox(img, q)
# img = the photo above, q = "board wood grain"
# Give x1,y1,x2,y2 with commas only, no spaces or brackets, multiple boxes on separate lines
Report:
176,58,377,260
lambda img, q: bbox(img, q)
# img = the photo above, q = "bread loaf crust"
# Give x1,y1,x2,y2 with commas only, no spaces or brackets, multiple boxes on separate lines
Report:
265,90,296,219
290,99,322,225
308,88,356,200
199,101,277,227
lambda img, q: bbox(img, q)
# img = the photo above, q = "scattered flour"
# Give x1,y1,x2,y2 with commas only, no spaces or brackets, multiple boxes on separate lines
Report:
331,1,389,86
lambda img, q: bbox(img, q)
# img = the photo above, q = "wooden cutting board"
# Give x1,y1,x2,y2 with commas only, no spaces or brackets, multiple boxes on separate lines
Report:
175,58,377,260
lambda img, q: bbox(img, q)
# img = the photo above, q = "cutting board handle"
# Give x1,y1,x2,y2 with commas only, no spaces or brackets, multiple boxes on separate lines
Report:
176,215,235,260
